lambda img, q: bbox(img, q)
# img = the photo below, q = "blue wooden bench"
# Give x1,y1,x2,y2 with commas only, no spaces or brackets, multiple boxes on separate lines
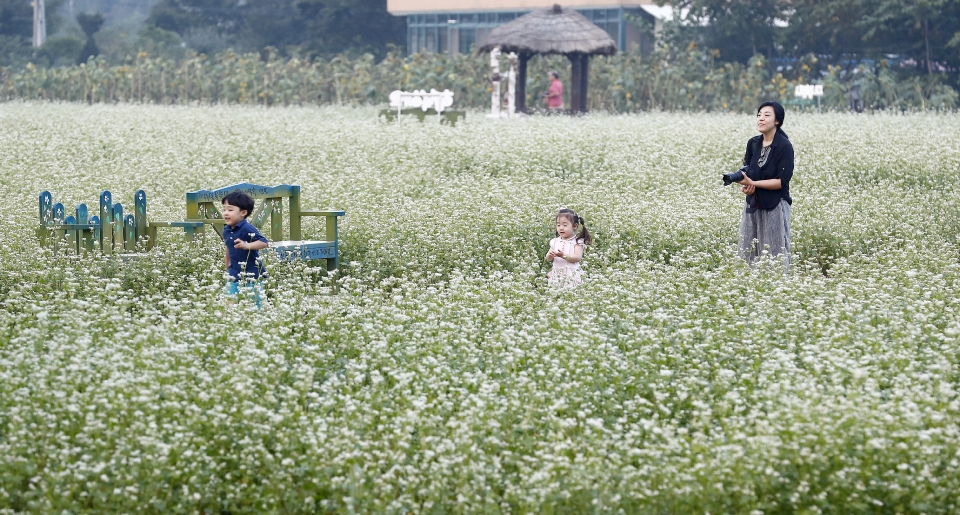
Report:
37,190,203,254
184,183,344,271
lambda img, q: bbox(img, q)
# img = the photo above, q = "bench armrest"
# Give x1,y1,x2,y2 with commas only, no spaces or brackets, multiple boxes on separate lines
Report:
300,210,345,217
293,210,343,249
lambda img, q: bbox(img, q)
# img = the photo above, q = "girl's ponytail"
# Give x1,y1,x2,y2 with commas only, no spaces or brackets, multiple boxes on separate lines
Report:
577,216,593,245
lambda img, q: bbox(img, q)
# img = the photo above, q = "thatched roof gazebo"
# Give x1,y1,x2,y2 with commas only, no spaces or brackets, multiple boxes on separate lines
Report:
477,4,617,114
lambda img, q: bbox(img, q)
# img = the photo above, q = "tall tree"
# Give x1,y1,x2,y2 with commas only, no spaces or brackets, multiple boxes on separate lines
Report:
146,0,302,53
665,0,960,77
76,12,104,63
0,0,65,40
666,0,791,62
784,0,872,58
296,0,405,59
857,0,960,74
145,0,403,58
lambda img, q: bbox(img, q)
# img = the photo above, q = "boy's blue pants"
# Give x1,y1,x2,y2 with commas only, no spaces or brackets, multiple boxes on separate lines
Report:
225,279,263,307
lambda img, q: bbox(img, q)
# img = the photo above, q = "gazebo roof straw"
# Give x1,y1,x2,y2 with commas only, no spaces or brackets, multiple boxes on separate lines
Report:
477,4,617,56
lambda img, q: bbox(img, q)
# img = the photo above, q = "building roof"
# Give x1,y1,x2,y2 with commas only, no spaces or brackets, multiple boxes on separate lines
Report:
388,0,654,15
476,4,617,55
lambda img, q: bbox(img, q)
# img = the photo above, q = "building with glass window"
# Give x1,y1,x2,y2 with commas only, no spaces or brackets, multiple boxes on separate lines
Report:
387,1,663,55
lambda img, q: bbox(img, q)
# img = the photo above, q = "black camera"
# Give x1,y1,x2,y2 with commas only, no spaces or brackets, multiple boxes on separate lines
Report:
722,166,750,186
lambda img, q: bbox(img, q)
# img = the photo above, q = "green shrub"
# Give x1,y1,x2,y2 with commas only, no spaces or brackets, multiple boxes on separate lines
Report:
2,46,956,111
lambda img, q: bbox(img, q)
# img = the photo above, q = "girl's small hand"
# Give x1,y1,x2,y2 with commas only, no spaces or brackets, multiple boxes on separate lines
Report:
555,248,565,258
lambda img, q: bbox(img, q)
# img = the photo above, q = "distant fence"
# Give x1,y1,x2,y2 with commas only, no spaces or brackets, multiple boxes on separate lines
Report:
1,47,956,112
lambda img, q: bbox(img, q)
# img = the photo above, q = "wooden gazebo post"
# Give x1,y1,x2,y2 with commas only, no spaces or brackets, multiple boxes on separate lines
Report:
477,4,616,115
568,52,581,113
579,54,589,113
567,53,590,113
516,53,530,113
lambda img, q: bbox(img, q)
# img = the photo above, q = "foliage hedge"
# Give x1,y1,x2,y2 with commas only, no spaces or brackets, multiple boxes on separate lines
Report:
1,46,957,112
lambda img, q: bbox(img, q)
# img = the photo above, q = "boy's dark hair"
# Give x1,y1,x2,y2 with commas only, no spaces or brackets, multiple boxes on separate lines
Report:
556,208,593,245
222,192,255,218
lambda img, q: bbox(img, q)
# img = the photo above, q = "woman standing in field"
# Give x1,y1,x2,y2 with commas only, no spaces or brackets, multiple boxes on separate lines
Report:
544,71,564,111
736,101,794,270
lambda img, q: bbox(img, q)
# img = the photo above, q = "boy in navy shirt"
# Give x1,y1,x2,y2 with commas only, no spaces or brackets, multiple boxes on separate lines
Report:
221,192,269,305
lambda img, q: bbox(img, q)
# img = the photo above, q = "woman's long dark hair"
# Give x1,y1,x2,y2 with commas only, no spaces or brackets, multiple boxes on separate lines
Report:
758,101,788,139
556,208,593,245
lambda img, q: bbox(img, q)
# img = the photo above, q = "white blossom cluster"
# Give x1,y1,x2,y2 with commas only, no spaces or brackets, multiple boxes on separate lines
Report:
0,103,958,513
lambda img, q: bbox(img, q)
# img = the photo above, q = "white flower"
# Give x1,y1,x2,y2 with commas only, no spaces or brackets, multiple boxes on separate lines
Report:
6,105,959,513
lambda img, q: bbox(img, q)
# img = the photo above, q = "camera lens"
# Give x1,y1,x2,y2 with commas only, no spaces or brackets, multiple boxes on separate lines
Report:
722,170,744,186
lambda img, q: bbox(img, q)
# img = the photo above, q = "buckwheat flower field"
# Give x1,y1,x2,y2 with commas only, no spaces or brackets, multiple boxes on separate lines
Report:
1,103,959,514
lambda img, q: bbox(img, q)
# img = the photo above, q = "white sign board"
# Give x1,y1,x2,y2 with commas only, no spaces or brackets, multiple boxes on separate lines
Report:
389,89,455,114
794,84,824,99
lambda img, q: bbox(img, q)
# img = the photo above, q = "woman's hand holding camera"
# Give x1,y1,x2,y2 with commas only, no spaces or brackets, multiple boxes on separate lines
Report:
738,174,756,194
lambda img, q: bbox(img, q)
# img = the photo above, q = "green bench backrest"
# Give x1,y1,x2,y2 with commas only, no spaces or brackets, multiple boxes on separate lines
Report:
185,183,304,241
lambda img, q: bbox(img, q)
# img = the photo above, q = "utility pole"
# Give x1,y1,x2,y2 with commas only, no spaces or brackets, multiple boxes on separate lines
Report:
33,0,47,47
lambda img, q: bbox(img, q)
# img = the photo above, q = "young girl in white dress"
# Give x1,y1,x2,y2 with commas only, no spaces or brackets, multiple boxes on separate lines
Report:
545,208,592,287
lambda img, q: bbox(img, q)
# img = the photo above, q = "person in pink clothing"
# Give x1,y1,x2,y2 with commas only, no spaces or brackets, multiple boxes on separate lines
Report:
545,208,592,287
544,71,564,111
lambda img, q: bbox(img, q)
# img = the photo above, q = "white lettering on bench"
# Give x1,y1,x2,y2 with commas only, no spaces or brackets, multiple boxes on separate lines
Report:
272,243,337,260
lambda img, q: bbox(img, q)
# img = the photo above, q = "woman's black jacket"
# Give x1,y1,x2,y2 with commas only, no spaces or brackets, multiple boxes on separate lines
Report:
742,130,794,211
